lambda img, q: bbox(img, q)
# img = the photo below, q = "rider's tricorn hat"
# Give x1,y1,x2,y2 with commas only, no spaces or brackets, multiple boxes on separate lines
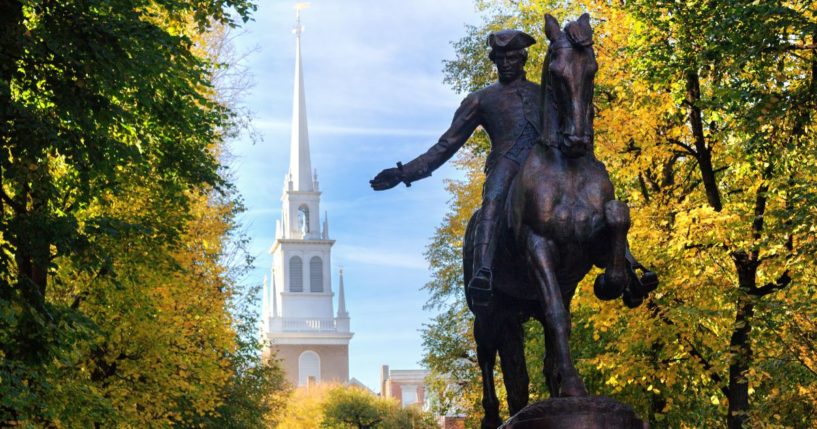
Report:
488,30,536,60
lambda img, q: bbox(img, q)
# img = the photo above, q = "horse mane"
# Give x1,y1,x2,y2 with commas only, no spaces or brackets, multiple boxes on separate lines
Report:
540,47,558,147
565,19,593,48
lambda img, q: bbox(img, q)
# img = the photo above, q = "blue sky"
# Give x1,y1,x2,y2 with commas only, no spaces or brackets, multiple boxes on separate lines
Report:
229,1,483,391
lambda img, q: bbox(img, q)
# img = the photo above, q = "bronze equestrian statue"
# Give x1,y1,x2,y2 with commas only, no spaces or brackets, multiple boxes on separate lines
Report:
372,13,657,429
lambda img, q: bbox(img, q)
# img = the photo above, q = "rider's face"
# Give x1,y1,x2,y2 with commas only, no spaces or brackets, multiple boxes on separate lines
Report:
492,50,527,83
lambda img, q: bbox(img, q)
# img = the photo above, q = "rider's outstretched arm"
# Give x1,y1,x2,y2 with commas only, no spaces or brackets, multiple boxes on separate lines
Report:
400,93,481,185
371,93,482,191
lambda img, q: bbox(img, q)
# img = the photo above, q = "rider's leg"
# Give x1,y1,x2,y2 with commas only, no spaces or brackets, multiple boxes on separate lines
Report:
468,158,519,305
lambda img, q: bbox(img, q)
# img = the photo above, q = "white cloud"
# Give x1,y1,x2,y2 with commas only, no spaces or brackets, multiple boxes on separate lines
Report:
253,119,441,137
336,244,428,270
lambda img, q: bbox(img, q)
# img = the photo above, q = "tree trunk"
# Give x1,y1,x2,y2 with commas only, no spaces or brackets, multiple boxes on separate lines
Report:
648,340,667,425
0,1,50,307
727,170,771,428
728,252,756,429
685,70,722,211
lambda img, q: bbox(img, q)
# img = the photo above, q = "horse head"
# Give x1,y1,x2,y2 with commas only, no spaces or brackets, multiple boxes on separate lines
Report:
542,13,597,159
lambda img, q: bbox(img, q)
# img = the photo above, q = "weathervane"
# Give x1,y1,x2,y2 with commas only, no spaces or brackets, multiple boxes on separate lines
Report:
293,2,310,36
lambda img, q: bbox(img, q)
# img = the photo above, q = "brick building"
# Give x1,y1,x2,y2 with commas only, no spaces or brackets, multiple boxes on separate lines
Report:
379,365,429,408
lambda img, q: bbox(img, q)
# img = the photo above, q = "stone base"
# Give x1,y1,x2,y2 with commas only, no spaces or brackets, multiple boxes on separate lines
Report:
500,396,647,429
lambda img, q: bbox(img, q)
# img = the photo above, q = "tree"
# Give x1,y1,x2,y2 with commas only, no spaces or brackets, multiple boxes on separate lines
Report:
322,386,438,429
277,384,437,429
277,383,335,429
422,1,817,428
322,387,388,429
0,0,302,427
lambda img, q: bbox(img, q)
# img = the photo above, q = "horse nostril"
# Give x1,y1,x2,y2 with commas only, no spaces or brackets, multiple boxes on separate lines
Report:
565,135,591,145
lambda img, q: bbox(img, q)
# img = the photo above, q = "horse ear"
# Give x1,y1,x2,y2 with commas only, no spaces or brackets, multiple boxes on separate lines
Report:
578,13,591,30
545,14,561,42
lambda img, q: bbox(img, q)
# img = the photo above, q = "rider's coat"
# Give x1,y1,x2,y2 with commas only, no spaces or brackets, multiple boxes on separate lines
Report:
402,75,542,180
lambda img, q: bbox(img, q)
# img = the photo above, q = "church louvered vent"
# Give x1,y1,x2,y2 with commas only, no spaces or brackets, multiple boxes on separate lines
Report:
290,256,303,292
310,256,323,292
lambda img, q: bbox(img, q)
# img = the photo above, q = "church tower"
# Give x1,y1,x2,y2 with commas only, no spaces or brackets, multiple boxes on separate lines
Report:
262,6,352,387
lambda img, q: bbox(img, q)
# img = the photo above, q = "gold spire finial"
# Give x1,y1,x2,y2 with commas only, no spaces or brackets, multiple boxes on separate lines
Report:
293,3,310,35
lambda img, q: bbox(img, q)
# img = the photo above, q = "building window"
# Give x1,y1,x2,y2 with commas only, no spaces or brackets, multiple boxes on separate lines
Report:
298,205,310,233
298,350,320,386
310,256,323,292
400,384,419,407
289,256,303,292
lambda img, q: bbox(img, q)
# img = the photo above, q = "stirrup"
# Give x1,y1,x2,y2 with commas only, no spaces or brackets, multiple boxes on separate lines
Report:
468,268,493,308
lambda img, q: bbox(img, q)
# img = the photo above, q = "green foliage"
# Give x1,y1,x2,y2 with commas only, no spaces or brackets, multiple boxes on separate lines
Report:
277,384,437,429
0,0,292,427
423,1,817,428
322,387,388,429
321,386,438,429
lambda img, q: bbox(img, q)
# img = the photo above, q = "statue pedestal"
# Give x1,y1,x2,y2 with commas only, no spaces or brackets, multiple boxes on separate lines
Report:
500,396,647,429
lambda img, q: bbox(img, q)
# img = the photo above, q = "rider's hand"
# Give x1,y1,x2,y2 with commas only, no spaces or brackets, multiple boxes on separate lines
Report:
370,167,403,191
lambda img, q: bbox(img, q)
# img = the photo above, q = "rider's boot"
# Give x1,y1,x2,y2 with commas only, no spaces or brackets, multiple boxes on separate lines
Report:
469,265,493,309
468,220,496,309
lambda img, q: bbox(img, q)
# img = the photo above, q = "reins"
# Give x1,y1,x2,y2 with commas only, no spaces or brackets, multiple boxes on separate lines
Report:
539,47,559,150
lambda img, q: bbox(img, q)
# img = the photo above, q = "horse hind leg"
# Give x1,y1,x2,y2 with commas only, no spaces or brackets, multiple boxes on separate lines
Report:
498,315,530,415
474,317,503,429
525,229,587,397
593,200,631,301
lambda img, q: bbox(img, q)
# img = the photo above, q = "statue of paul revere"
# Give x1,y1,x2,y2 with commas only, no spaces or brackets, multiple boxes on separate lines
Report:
371,17,659,428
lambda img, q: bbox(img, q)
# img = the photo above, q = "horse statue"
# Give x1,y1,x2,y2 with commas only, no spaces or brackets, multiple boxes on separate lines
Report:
462,13,658,429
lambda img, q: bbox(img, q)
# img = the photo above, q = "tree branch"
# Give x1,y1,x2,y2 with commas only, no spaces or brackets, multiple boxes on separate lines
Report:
749,271,791,297
668,138,697,157
784,43,817,51
0,188,24,213
647,300,727,396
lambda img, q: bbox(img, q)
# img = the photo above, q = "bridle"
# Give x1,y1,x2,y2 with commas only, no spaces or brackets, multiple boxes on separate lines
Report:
539,36,594,152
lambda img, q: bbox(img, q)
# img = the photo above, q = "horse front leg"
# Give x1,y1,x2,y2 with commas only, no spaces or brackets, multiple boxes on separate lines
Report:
542,326,559,398
474,317,503,429
541,281,578,398
593,200,631,300
525,230,587,397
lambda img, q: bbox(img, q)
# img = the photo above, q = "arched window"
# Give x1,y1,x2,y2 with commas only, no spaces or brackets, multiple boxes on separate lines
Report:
289,256,303,292
309,256,323,292
298,205,310,234
298,350,320,386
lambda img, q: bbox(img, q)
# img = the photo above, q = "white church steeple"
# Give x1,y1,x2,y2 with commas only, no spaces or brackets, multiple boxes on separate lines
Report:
289,6,314,192
263,5,352,388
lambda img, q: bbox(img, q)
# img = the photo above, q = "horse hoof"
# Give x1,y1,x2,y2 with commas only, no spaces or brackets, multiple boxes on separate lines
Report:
482,417,504,429
640,270,659,293
560,377,588,397
594,273,624,300
622,287,643,308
